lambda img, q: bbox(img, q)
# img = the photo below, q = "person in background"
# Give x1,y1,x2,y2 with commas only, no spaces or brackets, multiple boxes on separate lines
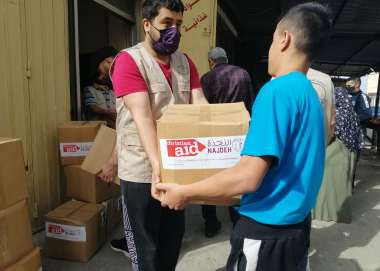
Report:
199,47,256,237
84,47,119,128
345,77,380,187
87,47,131,259
157,2,331,270
109,0,208,270
346,78,373,127
312,87,361,223
307,68,336,144
201,47,255,112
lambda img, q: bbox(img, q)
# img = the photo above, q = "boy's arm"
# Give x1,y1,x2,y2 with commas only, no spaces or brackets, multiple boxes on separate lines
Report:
157,156,272,210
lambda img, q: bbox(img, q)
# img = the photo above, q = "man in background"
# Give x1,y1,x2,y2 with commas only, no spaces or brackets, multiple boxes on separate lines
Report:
346,78,375,128
199,47,256,237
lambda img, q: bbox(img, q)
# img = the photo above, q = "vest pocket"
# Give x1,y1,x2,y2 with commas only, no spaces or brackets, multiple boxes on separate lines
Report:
120,132,152,180
150,83,169,94
177,88,191,104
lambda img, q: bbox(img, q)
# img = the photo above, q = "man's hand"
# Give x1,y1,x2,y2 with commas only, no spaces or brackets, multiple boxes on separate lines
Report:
98,161,117,183
370,118,380,126
151,165,161,201
156,183,188,210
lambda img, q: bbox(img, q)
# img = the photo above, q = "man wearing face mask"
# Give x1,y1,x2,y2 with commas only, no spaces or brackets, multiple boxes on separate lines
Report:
110,0,208,270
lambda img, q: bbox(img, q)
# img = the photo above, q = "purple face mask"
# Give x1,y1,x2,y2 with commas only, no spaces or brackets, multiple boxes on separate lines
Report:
150,25,181,56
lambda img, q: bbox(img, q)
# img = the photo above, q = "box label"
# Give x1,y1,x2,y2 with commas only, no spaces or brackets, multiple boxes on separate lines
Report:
59,142,93,157
46,222,86,242
160,135,246,170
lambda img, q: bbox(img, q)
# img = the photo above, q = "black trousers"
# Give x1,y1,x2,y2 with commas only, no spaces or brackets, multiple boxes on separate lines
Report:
120,181,185,271
202,205,240,226
227,215,311,271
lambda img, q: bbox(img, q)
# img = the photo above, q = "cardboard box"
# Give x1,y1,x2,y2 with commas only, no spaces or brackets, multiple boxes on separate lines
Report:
157,103,250,205
81,125,116,176
4,247,42,271
45,200,106,262
102,197,122,236
58,121,105,166
65,165,119,203
0,138,28,211
0,200,34,270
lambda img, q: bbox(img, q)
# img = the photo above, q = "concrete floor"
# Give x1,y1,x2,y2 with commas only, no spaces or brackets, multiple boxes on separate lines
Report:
35,150,380,271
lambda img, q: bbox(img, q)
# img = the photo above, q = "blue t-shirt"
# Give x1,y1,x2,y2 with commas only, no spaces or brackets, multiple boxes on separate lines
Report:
239,72,325,225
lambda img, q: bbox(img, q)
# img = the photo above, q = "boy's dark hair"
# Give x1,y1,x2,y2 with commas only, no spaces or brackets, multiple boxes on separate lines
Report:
142,0,185,20
279,2,332,60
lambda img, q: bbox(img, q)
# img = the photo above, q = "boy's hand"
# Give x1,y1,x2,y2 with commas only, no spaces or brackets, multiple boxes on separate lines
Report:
156,183,188,210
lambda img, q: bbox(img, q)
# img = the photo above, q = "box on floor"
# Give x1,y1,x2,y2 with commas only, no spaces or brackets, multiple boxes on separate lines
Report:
45,200,106,262
0,200,35,270
4,247,42,271
0,138,35,270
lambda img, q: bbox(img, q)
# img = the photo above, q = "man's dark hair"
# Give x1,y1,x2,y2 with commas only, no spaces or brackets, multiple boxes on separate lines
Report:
279,2,332,60
142,0,184,20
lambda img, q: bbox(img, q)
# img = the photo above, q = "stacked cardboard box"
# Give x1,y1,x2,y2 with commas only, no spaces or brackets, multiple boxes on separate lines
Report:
4,248,42,271
58,121,105,166
0,138,41,271
48,124,122,262
78,125,122,234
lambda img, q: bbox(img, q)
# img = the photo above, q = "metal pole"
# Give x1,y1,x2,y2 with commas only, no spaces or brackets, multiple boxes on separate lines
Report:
374,73,380,118
74,0,82,120
374,73,380,155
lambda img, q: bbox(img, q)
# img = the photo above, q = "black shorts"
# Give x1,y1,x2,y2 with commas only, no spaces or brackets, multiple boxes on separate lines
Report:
226,215,311,271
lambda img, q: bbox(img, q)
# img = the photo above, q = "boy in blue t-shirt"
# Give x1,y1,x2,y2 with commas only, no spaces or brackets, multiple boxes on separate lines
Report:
156,2,332,270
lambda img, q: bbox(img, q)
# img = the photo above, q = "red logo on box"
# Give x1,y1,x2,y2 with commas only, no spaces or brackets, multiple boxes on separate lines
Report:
48,224,65,234
63,144,80,153
167,139,206,157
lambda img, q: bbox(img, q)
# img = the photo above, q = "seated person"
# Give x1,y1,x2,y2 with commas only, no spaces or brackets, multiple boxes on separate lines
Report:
83,80,116,128
83,47,118,128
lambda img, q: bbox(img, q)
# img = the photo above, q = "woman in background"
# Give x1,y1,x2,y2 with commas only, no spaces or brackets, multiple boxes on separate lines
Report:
313,87,361,223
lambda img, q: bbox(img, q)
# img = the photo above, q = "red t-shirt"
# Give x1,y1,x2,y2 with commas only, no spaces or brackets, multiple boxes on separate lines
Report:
111,51,201,98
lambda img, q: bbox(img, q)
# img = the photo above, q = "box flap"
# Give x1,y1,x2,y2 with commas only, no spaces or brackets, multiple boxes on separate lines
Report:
58,121,106,129
46,201,104,225
0,138,21,144
81,125,116,175
158,103,250,124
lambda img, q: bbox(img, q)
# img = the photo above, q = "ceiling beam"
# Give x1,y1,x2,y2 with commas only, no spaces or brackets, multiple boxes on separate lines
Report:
332,35,380,75
313,61,372,67
333,0,349,25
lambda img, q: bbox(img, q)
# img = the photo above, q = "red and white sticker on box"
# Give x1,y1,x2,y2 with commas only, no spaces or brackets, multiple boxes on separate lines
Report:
46,222,86,242
59,142,93,157
160,135,246,170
